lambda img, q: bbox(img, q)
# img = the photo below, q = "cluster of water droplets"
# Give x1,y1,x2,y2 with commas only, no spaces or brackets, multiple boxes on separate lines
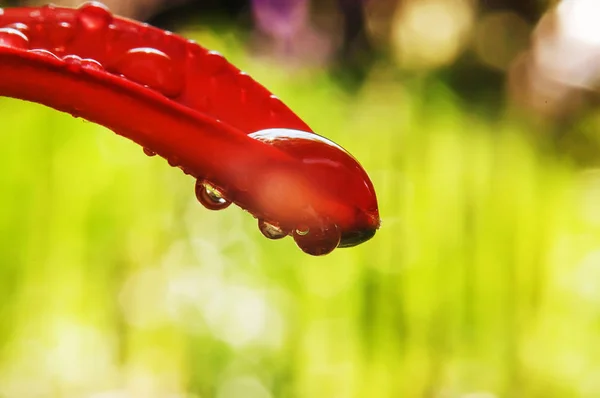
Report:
0,6,101,66
191,179,342,255
0,2,342,255
0,2,186,100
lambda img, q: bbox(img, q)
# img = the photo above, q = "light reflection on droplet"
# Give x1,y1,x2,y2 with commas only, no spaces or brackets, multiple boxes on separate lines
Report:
258,220,288,240
195,180,231,211
77,1,113,32
113,47,184,98
0,27,29,49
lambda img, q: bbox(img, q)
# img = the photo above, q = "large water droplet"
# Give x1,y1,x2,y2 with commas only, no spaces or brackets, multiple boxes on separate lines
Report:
77,1,113,32
0,27,29,50
258,220,288,240
293,224,341,256
112,47,184,98
195,180,231,211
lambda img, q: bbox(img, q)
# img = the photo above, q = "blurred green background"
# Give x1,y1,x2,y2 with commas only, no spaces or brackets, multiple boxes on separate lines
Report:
2,0,600,397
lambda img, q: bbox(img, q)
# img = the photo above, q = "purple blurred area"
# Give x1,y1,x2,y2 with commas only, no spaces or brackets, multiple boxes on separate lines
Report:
251,0,308,38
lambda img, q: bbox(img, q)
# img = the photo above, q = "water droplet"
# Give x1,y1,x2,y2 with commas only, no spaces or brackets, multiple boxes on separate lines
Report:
293,224,341,256
237,72,254,102
195,180,231,211
48,21,75,53
28,49,60,59
268,94,288,118
180,167,192,176
143,147,156,157
167,156,179,167
5,23,29,34
0,27,29,50
185,40,202,58
295,226,309,236
81,58,103,71
112,47,184,98
77,1,113,32
63,54,82,72
204,50,228,75
237,72,253,86
258,220,288,240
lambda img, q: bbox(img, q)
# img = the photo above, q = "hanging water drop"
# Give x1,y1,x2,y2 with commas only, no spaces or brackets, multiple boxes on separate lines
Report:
0,27,29,50
77,1,113,32
195,180,231,211
112,47,184,98
293,224,341,256
167,156,179,167
143,147,156,157
258,220,288,240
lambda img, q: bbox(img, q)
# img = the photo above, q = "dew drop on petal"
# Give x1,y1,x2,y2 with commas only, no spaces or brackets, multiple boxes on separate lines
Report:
143,147,156,157
258,220,288,240
113,47,184,98
268,94,288,118
77,1,113,32
79,58,103,71
5,23,29,34
293,224,341,256
28,49,60,59
195,180,231,211
63,54,82,72
0,27,29,50
204,50,228,75
237,72,254,103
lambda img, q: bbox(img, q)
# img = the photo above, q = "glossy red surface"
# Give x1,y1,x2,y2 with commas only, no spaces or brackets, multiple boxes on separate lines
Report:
0,2,380,255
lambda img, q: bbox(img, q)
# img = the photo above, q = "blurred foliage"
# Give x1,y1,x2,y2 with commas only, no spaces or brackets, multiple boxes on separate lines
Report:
1,2,600,398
